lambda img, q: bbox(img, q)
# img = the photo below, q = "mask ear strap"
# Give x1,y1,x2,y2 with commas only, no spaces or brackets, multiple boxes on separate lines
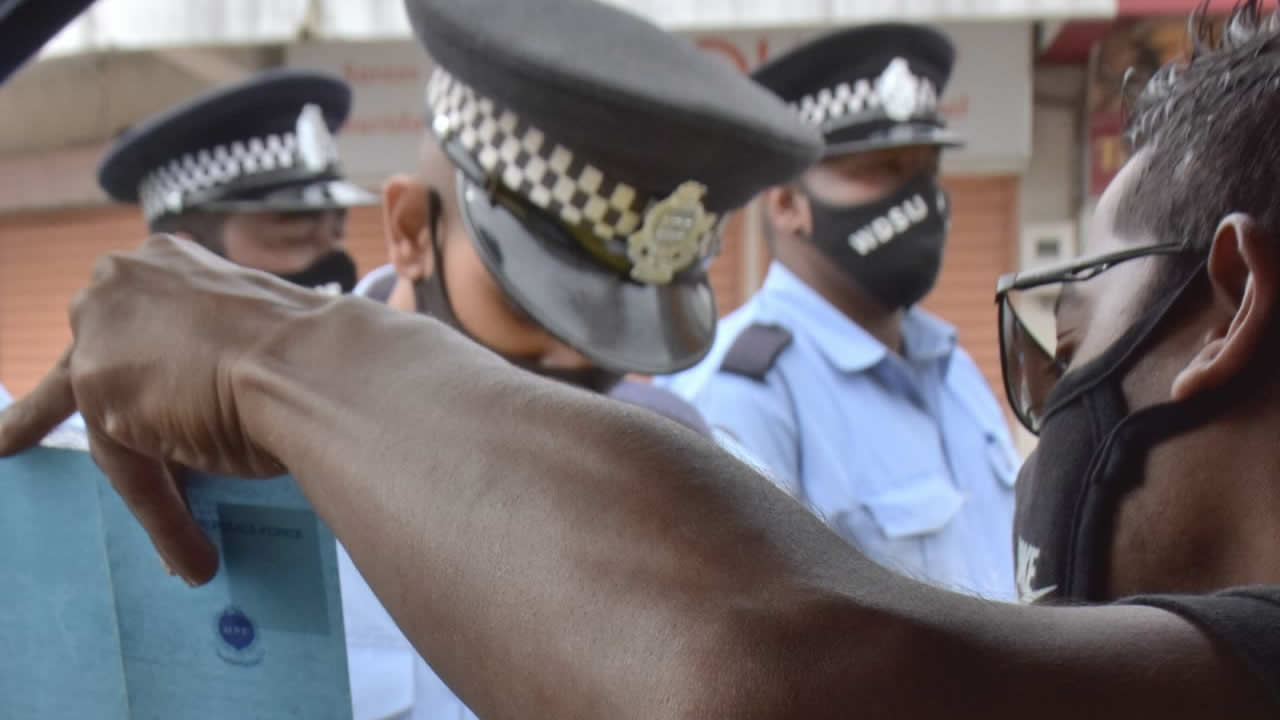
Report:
417,186,475,341
426,188,448,291
427,188,443,251
1064,258,1217,600
1043,257,1210,420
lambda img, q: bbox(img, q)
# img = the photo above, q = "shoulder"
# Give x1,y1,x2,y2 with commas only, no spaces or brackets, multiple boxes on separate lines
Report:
718,323,794,383
688,323,800,436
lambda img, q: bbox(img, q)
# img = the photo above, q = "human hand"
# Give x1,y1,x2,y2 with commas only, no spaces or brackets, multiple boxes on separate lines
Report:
0,234,334,584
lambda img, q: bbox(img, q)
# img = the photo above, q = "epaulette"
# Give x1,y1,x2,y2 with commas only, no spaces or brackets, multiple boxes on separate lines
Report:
719,323,793,382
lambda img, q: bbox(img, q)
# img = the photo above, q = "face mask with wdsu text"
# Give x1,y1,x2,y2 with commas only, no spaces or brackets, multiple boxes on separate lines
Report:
806,174,950,309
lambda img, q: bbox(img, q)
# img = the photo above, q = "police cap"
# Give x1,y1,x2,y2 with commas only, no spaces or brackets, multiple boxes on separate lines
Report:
753,24,963,157
406,0,823,375
97,69,376,224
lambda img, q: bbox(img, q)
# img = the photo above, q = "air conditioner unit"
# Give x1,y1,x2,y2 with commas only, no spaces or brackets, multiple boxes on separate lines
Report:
1019,221,1077,273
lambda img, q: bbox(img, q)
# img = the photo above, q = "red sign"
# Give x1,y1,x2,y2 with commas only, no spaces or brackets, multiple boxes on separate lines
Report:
1088,109,1126,197
1085,17,1210,196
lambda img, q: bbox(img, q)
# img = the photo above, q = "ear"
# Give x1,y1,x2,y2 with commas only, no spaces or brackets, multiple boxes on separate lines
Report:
1171,213,1279,400
381,174,434,282
764,182,814,240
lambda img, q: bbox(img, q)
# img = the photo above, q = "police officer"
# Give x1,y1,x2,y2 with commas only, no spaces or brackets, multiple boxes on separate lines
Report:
360,260,713,436
5,2,1280,715
97,69,377,295
661,24,1019,600
337,0,820,716
92,70,400,717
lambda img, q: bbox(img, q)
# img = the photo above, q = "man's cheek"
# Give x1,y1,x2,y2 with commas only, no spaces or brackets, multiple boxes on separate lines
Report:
1072,288,1140,370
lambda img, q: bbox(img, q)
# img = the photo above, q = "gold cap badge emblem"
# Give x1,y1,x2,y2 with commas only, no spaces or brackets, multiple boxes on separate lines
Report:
627,181,717,285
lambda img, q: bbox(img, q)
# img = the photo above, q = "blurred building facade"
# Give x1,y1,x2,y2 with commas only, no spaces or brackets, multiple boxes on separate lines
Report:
0,0,1216,452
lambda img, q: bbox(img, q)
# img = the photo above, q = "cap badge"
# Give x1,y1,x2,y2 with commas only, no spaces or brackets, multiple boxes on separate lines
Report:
876,58,920,122
628,181,716,285
296,103,339,173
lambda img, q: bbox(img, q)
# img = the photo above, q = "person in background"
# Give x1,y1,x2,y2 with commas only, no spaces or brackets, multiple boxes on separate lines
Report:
341,0,820,714
97,69,377,296
357,259,713,437
659,24,1019,601
96,68,395,718
46,69,376,438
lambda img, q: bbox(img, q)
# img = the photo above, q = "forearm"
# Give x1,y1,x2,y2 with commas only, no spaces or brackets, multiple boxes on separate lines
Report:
234,299,852,718
233,299,1272,720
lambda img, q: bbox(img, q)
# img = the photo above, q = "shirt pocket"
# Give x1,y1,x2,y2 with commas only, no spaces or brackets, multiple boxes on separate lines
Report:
862,473,966,539
836,472,965,579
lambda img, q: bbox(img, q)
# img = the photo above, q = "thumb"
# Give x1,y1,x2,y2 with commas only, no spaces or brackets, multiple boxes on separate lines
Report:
0,347,76,456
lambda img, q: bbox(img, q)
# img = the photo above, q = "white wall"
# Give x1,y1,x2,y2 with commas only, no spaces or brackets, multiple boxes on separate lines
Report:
0,47,275,156
1021,65,1085,233
0,46,276,213
40,0,1114,58
605,0,1114,25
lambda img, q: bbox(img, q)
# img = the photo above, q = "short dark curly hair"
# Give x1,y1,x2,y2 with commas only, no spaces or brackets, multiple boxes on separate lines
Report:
1115,1,1280,292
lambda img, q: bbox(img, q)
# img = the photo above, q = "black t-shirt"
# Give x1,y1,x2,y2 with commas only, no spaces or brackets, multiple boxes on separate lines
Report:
1126,587,1280,708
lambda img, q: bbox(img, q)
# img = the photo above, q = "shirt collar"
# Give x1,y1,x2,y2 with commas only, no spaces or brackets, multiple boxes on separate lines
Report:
760,262,956,373
901,307,957,366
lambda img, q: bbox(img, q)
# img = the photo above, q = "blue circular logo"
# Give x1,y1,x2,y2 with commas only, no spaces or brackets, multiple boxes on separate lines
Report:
214,606,264,665
218,608,255,650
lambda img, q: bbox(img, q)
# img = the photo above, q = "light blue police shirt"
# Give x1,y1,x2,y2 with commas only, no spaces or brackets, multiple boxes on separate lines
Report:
659,262,1020,601
0,382,9,408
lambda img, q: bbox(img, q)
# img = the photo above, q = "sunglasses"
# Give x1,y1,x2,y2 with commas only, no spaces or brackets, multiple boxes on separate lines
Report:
995,242,1189,434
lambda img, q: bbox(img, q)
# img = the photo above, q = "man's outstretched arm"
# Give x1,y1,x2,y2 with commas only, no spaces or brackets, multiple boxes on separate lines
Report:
0,236,1270,719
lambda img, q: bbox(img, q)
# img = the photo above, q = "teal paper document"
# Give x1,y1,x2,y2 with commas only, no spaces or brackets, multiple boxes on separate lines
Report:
0,445,351,719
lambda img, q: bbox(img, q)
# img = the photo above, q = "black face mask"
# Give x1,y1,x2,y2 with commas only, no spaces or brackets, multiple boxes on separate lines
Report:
1013,258,1243,604
275,249,358,295
412,190,623,395
807,173,950,310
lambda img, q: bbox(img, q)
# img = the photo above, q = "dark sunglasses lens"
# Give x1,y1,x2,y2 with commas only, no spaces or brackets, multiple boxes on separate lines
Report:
1000,293,1061,434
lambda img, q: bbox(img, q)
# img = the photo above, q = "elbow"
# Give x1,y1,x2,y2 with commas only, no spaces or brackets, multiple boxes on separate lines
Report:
670,593,923,720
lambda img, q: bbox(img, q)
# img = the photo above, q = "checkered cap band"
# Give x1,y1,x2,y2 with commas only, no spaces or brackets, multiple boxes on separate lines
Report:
136,131,323,221
791,77,938,131
427,69,661,250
